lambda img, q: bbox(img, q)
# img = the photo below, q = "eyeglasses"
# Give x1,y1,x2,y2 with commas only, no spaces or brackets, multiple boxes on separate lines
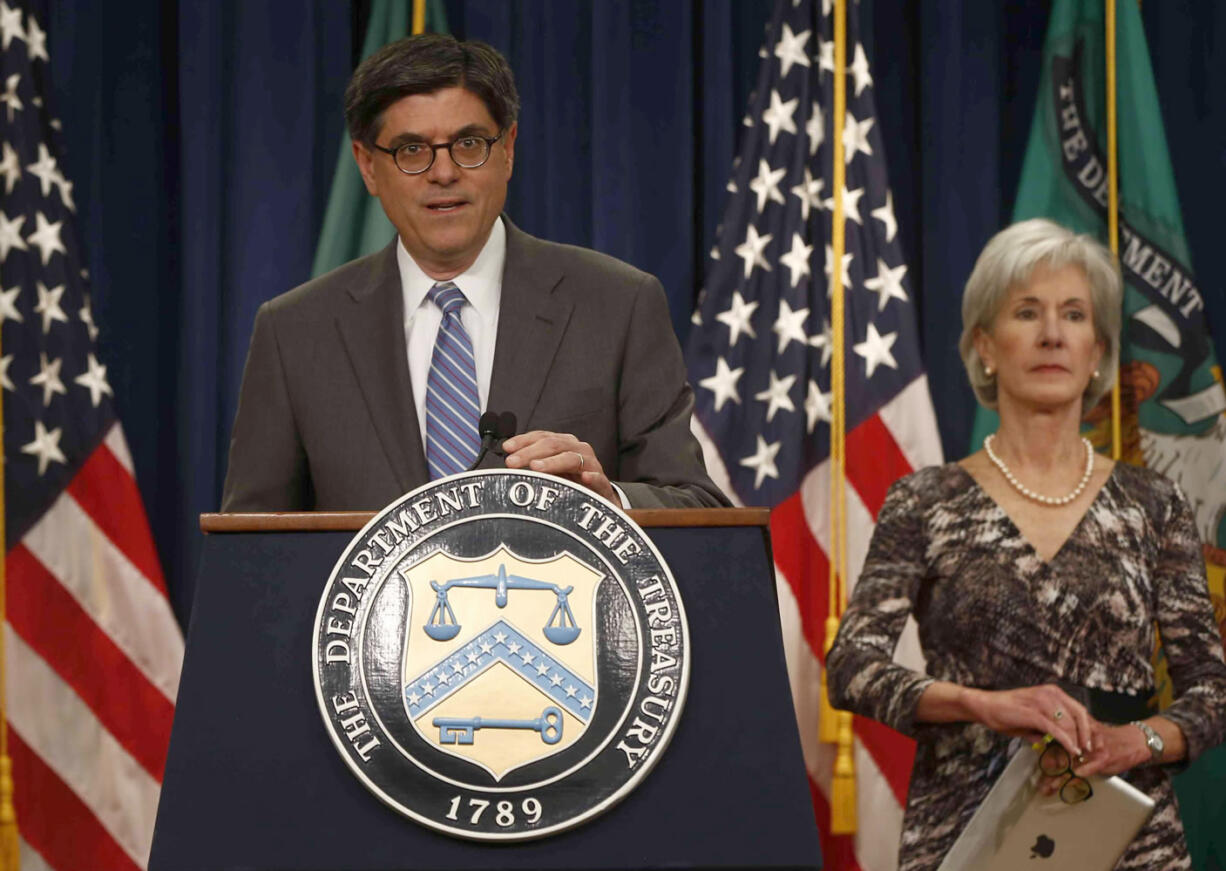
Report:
371,130,504,175
1038,743,1094,804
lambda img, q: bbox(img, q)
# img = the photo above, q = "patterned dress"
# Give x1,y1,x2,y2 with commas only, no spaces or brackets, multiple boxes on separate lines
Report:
825,462,1226,871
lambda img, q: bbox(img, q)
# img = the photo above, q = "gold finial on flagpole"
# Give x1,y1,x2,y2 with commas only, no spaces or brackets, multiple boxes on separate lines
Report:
830,709,857,833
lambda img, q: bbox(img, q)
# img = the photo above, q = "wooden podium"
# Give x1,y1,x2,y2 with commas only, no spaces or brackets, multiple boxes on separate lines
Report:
149,508,822,870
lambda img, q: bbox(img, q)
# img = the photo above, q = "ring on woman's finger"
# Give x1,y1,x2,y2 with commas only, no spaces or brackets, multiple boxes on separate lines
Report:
573,451,585,470
1053,709,1065,721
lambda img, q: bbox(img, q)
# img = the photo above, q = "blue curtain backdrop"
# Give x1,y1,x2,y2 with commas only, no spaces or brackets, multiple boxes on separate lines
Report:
42,1,1226,625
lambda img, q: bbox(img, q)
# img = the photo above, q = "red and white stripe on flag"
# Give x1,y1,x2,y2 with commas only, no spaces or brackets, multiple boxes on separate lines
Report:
695,376,943,871
6,423,184,871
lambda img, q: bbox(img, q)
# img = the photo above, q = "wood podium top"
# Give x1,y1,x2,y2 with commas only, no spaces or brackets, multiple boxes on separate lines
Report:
200,507,768,533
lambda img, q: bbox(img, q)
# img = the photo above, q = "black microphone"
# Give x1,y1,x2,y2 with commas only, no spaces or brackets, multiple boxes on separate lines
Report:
467,412,502,471
496,412,518,454
467,412,519,470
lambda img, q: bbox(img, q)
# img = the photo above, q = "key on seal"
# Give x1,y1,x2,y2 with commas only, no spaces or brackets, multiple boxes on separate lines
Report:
433,706,563,745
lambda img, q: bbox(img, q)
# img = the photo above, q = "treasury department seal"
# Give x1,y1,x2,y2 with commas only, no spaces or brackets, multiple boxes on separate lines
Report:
312,470,690,841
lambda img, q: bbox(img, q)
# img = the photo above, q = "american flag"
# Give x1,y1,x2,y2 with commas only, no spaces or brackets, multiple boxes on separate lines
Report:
685,1,942,869
1,3,183,869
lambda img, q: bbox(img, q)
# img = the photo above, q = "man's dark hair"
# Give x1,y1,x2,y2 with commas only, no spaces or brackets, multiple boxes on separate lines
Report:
344,34,520,146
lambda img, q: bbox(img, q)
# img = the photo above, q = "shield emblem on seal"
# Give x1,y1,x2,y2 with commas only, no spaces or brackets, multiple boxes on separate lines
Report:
398,544,604,780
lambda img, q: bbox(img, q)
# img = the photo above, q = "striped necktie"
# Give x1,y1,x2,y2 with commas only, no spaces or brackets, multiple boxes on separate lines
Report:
425,281,481,479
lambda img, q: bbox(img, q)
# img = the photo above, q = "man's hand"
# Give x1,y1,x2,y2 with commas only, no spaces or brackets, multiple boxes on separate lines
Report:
502,431,616,502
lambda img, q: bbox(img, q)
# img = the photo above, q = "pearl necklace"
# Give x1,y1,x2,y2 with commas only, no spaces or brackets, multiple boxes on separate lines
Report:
984,434,1095,506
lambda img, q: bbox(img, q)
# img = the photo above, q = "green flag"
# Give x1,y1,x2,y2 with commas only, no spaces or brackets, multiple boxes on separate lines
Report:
972,2,1226,867
311,0,449,277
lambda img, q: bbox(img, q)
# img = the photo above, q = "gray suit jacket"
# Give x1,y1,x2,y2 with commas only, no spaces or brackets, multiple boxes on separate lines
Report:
221,220,728,511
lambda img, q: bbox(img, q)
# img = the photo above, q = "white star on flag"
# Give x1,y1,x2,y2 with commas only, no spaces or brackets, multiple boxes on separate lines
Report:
823,245,854,289
26,211,66,264
754,370,797,422
25,12,47,63
26,143,59,197
0,2,25,51
0,72,19,122
772,298,810,352
0,353,14,391
809,317,833,367
849,43,873,96
871,190,898,243
749,158,787,213
773,23,811,78
34,281,67,333
739,435,782,489
805,380,833,432
816,34,835,77
778,234,813,290
842,112,874,164
790,167,824,222
29,352,66,406
0,284,21,324
805,101,825,156
863,258,909,311
823,185,865,225
80,296,100,340
734,225,773,280
0,210,26,261
52,169,75,211
74,353,114,407
21,419,67,476
698,357,744,412
761,89,799,144
853,322,900,378
0,141,19,193
715,290,759,346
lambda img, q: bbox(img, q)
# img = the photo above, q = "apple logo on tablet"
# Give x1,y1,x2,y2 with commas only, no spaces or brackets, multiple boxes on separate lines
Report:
1030,834,1055,859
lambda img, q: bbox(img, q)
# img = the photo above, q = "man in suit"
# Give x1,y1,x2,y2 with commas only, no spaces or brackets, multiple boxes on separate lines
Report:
221,34,726,511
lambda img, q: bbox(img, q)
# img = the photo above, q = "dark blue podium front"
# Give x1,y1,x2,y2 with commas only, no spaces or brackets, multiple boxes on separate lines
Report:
150,511,822,871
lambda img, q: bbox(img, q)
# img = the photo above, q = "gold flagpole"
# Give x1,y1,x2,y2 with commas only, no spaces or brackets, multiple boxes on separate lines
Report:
817,0,842,750
0,305,17,870
412,0,426,35
825,0,856,836
1106,0,1122,460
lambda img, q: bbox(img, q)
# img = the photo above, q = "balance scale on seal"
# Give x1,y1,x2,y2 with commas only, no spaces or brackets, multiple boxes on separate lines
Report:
422,562,581,747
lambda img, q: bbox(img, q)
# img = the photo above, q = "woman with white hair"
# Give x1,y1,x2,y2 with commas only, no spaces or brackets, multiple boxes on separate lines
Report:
826,218,1226,870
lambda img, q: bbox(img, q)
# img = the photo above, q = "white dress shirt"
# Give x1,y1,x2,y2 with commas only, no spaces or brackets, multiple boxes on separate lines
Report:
399,217,505,449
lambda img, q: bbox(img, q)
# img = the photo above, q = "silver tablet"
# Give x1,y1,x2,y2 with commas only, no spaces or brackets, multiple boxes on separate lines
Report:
937,745,1155,871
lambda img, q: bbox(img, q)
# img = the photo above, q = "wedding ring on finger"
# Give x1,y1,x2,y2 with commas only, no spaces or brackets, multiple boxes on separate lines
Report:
573,451,585,470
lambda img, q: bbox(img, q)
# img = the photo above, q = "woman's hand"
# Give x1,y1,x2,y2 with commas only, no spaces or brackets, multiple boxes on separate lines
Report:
1072,722,1159,779
1036,723,1151,795
960,684,1094,756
